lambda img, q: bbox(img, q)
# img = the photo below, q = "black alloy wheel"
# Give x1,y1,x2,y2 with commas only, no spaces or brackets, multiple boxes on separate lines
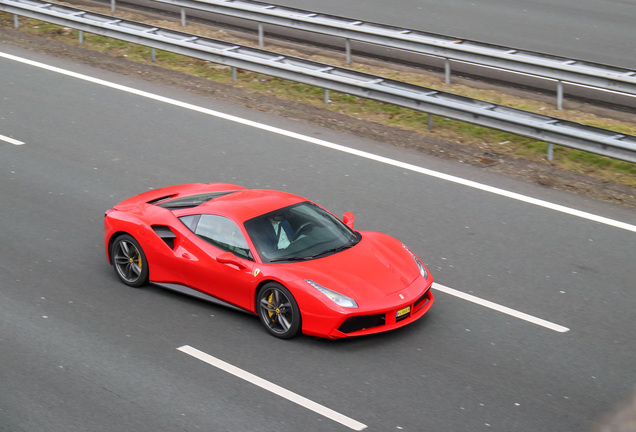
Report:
257,282,301,339
111,234,149,287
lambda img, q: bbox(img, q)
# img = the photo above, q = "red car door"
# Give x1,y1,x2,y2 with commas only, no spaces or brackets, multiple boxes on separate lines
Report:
176,215,258,311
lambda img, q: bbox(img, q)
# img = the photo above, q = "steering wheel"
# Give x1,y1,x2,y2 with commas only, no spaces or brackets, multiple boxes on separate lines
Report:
294,222,315,239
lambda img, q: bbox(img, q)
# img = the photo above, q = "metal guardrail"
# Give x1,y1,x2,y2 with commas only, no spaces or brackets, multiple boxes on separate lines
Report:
139,0,636,109
2,0,636,163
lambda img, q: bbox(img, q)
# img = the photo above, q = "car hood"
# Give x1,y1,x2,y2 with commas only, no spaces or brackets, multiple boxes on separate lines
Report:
282,231,421,300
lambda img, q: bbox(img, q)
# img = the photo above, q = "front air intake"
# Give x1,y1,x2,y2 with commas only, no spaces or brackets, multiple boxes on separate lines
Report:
338,314,386,334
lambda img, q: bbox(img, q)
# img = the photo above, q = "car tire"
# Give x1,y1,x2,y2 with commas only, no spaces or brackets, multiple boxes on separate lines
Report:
111,234,149,288
257,282,302,339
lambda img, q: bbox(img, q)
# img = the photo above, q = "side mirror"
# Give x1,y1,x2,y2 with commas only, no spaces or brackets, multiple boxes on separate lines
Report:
342,212,355,229
216,252,248,270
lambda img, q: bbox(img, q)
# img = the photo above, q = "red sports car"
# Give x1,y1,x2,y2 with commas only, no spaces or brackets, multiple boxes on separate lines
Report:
104,183,434,339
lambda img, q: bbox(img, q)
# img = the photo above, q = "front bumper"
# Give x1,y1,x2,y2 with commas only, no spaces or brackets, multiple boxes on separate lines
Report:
336,288,433,335
300,276,435,339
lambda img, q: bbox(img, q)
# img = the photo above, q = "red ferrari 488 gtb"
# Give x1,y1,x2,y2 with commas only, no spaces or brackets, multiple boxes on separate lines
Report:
104,183,434,339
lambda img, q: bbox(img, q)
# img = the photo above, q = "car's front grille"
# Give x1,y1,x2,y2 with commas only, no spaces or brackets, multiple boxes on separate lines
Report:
338,287,432,334
338,314,386,334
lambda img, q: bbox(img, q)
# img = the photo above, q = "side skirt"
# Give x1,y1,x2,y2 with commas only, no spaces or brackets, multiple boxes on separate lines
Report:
151,282,253,315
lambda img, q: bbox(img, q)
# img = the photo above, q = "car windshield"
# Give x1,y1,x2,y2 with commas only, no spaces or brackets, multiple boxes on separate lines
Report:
244,202,360,263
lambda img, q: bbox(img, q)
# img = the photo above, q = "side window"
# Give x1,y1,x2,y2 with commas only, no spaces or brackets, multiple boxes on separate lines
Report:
179,214,200,231
194,214,252,260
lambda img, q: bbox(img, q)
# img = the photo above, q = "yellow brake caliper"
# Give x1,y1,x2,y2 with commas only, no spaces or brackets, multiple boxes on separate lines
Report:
128,249,142,269
267,292,275,321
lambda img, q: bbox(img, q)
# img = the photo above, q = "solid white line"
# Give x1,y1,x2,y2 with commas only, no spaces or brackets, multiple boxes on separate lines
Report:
433,283,570,333
1,51,634,233
0,133,25,145
177,345,367,431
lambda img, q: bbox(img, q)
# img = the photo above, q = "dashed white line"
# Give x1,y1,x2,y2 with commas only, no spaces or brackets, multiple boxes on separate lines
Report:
0,134,24,145
1,50,635,233
433,283,570,333
177,345,367,431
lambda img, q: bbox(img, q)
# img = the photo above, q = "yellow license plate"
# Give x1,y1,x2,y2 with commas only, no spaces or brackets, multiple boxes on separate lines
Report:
396,306,411,318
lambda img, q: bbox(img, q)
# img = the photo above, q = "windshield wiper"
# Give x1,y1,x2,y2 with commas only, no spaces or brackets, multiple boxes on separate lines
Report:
269,256,310,263
309,243,353,259
269,241,356,262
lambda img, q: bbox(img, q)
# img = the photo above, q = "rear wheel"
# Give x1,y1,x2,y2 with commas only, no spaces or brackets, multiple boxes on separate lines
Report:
257,282,301,339
111,234,149,287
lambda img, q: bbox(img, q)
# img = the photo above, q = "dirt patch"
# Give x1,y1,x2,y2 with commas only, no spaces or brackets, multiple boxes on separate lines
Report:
1,26,635,208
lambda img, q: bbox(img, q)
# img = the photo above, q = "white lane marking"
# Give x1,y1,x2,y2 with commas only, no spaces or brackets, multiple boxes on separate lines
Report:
1,51,634,233
177,345,368,431
0,134,25,145
433,283,570,333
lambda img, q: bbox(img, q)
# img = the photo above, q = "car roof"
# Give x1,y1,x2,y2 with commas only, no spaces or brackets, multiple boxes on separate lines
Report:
175,188,307,222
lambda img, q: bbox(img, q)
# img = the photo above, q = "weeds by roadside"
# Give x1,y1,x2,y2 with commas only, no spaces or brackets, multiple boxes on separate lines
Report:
1,8,635,189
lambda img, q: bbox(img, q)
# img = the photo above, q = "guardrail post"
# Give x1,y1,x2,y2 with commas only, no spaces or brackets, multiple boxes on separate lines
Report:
324,89,330,104
110,0,115,13
345,38,351,65
180,8,187,27
445,59,451,84
13,14,19,28
78,30,83,44
232,66,237,82
547,143,554,161
258,23,264,47
428,114,434,130
151,47,156,62
557,80,564,110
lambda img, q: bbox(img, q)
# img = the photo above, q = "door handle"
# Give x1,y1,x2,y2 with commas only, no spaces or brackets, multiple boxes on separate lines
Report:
216,252,248,270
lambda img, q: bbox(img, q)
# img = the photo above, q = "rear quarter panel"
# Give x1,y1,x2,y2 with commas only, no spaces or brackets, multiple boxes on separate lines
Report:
104,205,188,283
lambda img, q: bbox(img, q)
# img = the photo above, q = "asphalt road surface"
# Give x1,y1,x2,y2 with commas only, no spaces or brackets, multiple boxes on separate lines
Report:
267,0,636,70
1,44,636,431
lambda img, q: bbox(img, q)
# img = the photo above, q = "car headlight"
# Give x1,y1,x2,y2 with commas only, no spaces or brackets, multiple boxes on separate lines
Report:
402,244,428,280
305,280,358,308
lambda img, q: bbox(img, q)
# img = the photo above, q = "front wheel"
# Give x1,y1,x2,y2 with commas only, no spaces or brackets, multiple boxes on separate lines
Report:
111,234,149,287
257,282,301,339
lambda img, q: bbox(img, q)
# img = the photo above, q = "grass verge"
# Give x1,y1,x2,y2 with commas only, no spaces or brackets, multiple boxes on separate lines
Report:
1,8,635,188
